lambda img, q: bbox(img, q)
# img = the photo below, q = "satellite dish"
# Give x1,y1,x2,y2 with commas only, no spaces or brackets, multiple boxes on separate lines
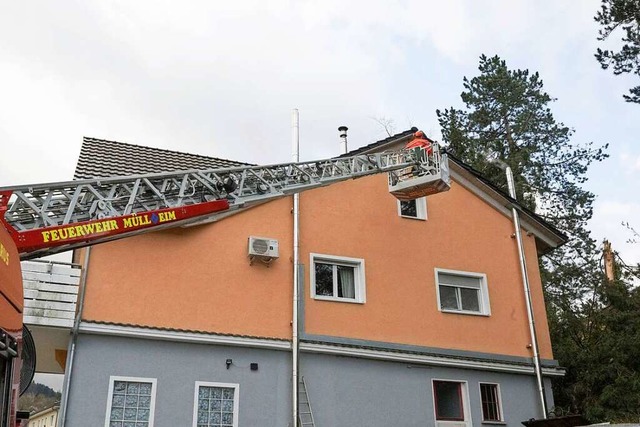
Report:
20,326,36,396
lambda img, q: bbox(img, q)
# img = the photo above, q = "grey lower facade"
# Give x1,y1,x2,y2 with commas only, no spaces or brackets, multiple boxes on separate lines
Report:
300,352,554,426
64,331,555,427
65,334,292,427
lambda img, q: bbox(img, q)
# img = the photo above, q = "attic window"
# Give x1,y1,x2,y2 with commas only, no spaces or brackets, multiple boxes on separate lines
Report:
398,197,427,220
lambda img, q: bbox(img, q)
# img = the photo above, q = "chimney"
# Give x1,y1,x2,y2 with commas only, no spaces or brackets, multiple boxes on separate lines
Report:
603,240,615,281
338,126,348,154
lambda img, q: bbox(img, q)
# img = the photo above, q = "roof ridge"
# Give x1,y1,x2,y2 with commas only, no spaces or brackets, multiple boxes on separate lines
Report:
338,127,419,158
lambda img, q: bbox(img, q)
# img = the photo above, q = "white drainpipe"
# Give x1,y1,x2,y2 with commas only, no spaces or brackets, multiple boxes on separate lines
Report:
58,246,92,426
505,167,548,418
291,109,300,427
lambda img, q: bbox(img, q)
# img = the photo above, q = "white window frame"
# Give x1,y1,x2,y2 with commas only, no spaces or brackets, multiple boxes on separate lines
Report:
310,253,366,304
397,197,427,220
431,379,472,427
192,381,240,427
104,375,157,427
434,268,491,316
478,382,504,423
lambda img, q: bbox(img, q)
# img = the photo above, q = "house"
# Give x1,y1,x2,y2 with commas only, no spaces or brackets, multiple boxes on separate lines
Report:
27,404,59,427
53,130,565,426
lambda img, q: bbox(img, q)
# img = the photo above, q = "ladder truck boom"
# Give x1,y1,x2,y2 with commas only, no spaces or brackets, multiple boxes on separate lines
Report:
0,142,449,260
0,135,450,427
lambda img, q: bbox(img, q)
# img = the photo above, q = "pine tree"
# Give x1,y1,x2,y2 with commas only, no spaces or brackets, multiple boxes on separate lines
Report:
550,253,640,421
437,55,607,295
437,55,610,418
594,0,640,103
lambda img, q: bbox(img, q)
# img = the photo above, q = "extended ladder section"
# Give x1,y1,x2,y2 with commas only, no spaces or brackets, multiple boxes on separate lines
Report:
0,143,449,259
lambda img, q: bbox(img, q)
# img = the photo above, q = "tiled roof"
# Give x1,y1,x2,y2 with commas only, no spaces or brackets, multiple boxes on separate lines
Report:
74,137,250,180
76,131,417,180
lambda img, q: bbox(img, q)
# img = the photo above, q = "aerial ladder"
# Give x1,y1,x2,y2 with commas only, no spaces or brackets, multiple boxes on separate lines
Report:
0,134,450,427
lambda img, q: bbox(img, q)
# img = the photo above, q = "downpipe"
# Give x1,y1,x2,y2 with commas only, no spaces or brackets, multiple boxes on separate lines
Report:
58,247,91,427
505,167,547,418
291,109,300,427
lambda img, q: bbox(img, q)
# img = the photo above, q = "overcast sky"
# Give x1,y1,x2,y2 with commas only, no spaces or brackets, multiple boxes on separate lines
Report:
1,1,639,387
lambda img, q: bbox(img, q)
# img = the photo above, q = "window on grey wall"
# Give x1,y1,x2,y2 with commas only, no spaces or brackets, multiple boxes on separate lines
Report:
433,380,465,421
480,383,503,422
106,377,156,427
194,382,239,427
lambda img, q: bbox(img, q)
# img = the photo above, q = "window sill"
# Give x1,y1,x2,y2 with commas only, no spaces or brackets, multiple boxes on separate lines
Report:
313,296,365,304
439,309,490,317
400,215,426,221
482,421,506,425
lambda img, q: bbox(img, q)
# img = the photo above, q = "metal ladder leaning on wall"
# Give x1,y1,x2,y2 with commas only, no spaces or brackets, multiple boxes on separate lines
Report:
298,376,316,427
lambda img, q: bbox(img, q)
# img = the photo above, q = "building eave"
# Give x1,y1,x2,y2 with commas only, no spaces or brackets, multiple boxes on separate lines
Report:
299,341,565,377
78,321,292,351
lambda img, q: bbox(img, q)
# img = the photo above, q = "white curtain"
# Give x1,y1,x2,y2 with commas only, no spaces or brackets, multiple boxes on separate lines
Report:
338,267,355,299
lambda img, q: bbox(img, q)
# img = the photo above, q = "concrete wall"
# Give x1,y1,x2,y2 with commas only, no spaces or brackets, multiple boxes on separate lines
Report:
65,334,291,427
300,351,554,427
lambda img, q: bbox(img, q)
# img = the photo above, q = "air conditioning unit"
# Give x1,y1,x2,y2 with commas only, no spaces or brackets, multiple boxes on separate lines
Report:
248,236,279,264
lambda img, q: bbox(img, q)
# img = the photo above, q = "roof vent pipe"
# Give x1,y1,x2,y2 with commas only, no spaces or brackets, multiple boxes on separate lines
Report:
338,126,348,155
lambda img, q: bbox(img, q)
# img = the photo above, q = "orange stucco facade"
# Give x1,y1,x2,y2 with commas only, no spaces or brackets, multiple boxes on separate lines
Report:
80,172,554,360
81,197,294,339
300,174,552,359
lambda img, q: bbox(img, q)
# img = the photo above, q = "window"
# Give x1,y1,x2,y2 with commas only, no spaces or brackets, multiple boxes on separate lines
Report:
193,382,239,427
398,197,427,220
435,269,491,315
105,376,156,427
480,383,503,422
432,380,470,423
310,254,366,303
